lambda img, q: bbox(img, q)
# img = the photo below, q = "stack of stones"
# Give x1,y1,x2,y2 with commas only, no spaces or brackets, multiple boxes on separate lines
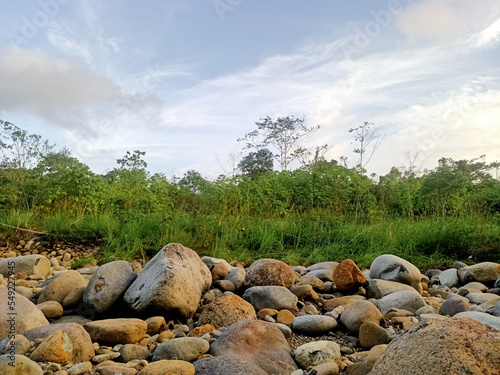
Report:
0,243,499,375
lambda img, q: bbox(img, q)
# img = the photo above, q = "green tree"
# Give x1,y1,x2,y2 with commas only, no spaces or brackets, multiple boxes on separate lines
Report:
238,149,274,179
116,150,148,170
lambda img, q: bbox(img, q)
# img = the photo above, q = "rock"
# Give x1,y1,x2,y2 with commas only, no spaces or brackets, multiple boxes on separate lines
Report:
202,256,233,274
189,324,215,337
365,279,419,299
83,319,147,345
462,281,488,292
495,276,500,288
138,359,194,375
276,309,296,326
215,279,235,292
29,329,73,363
370,317,500,375
198,294,256,328
439,293,470,316
243,286,298,311
96,366,138,375
323,295,365,309
24,323,94,362
369,255,422,293
340,300,383,333
83,260,137,314
209,319,297,374
36,301,64,319
292,315,337,334
466,292,500,305
290,284,319,300
224,267,246,290
306,262,339,272
37,270,87,304
332,259,366,291
244,259,296,288
310,362,340,375
293,340,341,368
274,323,292,338
210,263,230,283
152,337,209,361
194,355,267,375
202,289,223,305
358,322,390,349
62,286,86,308
454,311,500,330
438,268,459,288
305,269,334,282
451,261,467,269
92,352,120,363
119,344,151,362
365,344,388,370
145,317,166,335
492,301,500,317
14,286,32,299
424,269,441,278
66,362,92,375
292,266,307,275
458,262,500,284
0,255,51,277
0,354,43,374
377,290,426,315
298,275,326,290
0,334,32,356
123,243,211,318
256,308,278,319
0,286,49,339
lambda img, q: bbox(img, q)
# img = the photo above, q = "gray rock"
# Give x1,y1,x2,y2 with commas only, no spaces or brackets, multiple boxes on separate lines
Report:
152,337,209,362
0,354,43,375
274,323,292,338
292,315,337,334
424,269,442,278
292,266,307,276
306,262,339,272
451,261,468,269
293,340,341,369
119,344,151,362
194,355,267,375
366,279,418,299
243,286,298,311
458,262,500,284
466,293,500,305
439,293,470,316
224,267,246,290
454,311,500,330
304,269,334,282
415,305,436,316
377,290,426,315
491,301,500,317
369,254,422,293
495,276,500,289
84,260,137,314
123,243,212,318
439,269,459,288
0,255,51,277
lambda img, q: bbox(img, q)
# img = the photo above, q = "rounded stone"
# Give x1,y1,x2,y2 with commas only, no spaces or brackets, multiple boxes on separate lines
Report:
293,340,341,368
244,259,296,288
377,291,426,315
0,354,43,375
340,300,383,333
332,259,366,291
292,315,337,334
359,322,390,349
152,337,209,362
198,294,256,329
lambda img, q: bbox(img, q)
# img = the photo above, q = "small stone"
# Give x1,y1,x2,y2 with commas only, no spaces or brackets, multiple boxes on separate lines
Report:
257,308,279,319
293,340,341,368
276,309,296,326
66,362,92,375
359,322,390,349
189,324,215,338
292,315,338,334
92,352,121,363
152,337,210,362
37,301,64,319
145,316,166,336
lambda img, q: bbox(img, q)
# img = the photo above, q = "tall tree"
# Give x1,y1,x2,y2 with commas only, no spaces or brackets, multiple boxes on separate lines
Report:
238,148,274,179
348,122,384,173
238,115,322,171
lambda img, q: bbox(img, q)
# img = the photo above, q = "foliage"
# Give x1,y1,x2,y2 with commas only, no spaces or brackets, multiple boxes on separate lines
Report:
238,149,274,179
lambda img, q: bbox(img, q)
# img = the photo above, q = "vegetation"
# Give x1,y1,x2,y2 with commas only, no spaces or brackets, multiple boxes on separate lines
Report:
1,119,500,268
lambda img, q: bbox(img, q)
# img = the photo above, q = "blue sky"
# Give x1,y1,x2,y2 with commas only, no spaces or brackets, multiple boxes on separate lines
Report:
1,0,500,178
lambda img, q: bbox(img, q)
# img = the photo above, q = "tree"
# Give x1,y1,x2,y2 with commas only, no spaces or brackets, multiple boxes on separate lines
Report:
238,115,322,171
116,150,148,170
348,122,384,173
238,149,274,179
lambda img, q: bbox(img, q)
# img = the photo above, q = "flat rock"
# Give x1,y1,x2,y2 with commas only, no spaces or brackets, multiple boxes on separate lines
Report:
84,318,147,345
244,259,296,288
243,286,298,311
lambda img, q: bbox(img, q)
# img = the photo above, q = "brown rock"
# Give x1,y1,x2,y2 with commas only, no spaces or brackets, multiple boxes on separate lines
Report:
97,366,138,375
257,308,279,319
84,319,147,345
244,259,296,288
198,294,256,329
138,359,195,375
358,322,390,349
370,317,500,375
37,270,87,304
340,300,383,333
323,295,366,309
210,263,229,282
189,324,215,337
157,331,175,342
276,309,295,326
36,301,64,319
61,286,86,308
332,259,366,291
29,330,73,363
290,284,319,300
145,316,166,335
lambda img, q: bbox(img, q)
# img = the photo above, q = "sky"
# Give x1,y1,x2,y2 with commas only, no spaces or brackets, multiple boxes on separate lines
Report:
1,0,500,179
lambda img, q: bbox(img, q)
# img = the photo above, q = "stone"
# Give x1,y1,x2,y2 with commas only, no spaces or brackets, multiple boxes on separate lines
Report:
358,322,390,349
274,323,292,338
369,254,422,293
451,261,468,269
209,319,297,374
496,276,500,288
365,279,418,299
332,259,366,291
0,286,49,339
298,275,326,290
305,269,334,282
323,295,366,309
62,287,86,308
189,324,215,338
138,360,195,375
370,317,500,375
119,344,151,362
210,263,229,282
83,260,137,314
37,270,88,304
202,256,233,274
152,337,209,361
194,355,267,375
36,301,64,319
439,293,470,316
492,301,500,317
224,267,246,290
14,285,32,299
290,284,319,300
377,290,426,315
244,258,296,288
24,323,94,362
458,262,500,284
123,243,211,318
96,366,138,375
306,262,339,272
83,319,147,345
243,286,298,311
0,354,43,375
365,344,388,370
424,269,441,278
145,317,166,335
29,329,73,363
454,311,500,330
462,281,488,292
340,300,383,333
293,340,341,368
92,352,121,362
276,309,296,326
292,266,307,275
66,362,92,375
215,279,235,291
438,268,459,288
292,315,337,334
466,292,500,305
198,294,256,329
310,362,340,375
0,255,51,277
257,308,279,319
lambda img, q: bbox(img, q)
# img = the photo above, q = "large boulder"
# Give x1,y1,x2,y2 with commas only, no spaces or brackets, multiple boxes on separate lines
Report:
29,330,73,363
84,260,137,314
37,270,88,304
198,294,256,329
0,286,49,340
243,286,298,311
458,262,500,284
209,319,297,374
370,317,500,375
123,243,211,318
0,255,51,277
332,259,366,291
244,259,296,288
369,254,422,293
83,318,147,345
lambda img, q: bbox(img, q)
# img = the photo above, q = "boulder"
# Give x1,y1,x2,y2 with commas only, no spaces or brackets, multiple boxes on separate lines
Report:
377,290,426,315
458,262,500,284
369,254,422,293
36,301,64,319
29,329,73,363
152,337,209,362
0,334,32,356
209,319,297,374
83,318,147,344
145,316,166,335
119,344,151,362
0,354,43,375
198,294,256,329
194,355,266,375
332,259,366,291
123,243,211,318
244,259,296,288
340,300,383,333
370,317,500,375
83,260,137,314
365,279,417,299
0,255,51,277
292,340,341,368
0,286,49,340
243,286,298,311
37,270,88,304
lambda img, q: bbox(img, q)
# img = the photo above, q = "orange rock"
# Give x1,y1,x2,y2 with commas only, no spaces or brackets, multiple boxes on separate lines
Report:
257,308,279,319
332,259,366,291
276,309,295,326
189,324,215,337
157,330,175,342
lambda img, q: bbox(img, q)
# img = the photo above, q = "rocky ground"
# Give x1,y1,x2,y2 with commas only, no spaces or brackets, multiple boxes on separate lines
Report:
0,236,500,375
